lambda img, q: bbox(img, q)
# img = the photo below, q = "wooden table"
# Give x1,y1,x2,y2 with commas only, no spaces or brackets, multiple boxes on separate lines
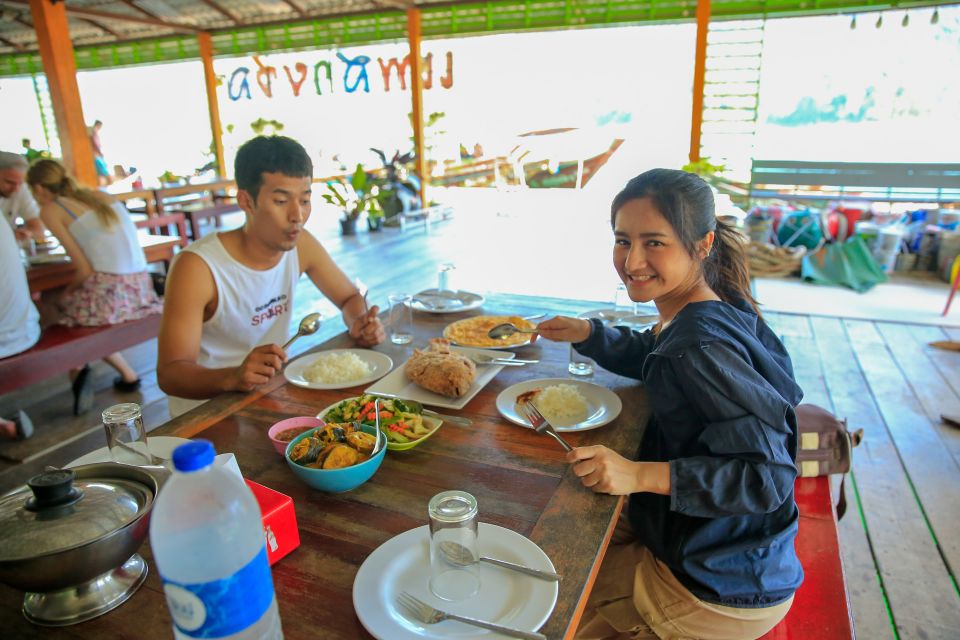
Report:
26,234,183,294
174,202,242,240
0,294,646,639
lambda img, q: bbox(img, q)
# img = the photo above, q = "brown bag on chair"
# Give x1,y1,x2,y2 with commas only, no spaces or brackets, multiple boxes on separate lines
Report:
794,404,864,519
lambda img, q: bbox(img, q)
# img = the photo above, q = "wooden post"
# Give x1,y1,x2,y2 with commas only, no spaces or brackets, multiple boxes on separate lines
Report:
689,0,711,165
407,8,428,207
198,33,226,178
29,0,96,185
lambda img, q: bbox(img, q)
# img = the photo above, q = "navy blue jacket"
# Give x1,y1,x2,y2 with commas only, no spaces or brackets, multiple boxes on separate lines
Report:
576,299,804,607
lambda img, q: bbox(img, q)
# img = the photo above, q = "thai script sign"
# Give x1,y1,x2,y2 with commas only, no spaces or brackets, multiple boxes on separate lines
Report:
226,51,454,101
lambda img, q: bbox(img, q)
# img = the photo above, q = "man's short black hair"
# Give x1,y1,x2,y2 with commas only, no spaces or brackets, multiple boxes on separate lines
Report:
235,135,313,200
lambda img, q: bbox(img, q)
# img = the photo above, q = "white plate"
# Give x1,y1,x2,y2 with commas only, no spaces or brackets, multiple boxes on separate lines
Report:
578,307,659,328
284,349,394,390
65,436,192,467
442,316,535,351
411,289,485,314
353,523,558,640
28,253,70,265
496,378,623,432
365,346,514,410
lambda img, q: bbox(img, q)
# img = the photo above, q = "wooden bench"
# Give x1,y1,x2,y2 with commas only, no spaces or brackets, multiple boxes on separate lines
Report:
749,160,960,206
0,314,161,395
398,203,454,233
759,475,854,639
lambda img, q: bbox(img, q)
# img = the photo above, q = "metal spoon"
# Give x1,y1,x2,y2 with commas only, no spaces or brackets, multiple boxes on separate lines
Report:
438,540,561,582
400,399,472,427
282,312,322,350
487,323,538,340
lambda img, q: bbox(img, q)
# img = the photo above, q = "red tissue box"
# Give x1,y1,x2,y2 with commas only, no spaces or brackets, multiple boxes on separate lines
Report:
245,479,300,565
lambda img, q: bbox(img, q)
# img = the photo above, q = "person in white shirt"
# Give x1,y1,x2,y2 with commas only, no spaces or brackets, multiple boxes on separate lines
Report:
27,158,161,414
0,151,44,241
158,135,385,416
0,209,39,440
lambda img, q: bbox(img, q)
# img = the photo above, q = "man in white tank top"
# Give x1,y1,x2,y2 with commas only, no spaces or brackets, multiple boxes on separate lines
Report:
158,136,384,416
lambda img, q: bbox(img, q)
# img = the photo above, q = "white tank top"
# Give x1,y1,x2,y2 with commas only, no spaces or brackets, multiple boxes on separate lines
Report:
58,200,147,274
167,232,300,417
0,218,41,358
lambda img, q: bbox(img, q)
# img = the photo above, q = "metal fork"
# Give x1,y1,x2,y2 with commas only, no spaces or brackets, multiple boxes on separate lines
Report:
395,592,546,640
517,400,574,453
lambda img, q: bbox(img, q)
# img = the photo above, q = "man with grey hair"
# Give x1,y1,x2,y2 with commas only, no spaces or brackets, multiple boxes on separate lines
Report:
0,150,44,241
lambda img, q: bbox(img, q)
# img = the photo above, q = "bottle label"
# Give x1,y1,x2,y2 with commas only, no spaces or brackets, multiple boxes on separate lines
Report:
161,546,274,638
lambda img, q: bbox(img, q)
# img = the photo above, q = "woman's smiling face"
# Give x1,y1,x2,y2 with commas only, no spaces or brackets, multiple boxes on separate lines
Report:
612,197,705,306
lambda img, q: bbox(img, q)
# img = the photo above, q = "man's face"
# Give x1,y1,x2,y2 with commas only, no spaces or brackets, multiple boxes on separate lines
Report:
239,172,312,252
0,168,24,199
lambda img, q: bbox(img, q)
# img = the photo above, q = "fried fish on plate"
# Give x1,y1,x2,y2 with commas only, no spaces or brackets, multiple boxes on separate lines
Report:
405,338,477,398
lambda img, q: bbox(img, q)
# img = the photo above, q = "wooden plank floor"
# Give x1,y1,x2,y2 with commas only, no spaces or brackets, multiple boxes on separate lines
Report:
2,194,959,638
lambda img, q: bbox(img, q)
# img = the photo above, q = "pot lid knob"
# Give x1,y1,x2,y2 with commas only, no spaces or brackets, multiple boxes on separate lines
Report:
25,469,84,511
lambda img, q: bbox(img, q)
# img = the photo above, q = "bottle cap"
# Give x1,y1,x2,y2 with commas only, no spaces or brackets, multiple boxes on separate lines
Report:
172,440,216,472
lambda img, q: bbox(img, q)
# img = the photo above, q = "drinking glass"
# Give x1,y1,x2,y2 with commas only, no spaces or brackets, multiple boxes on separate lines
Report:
437,262,456,293
428,490,480,601
568,344,595,377
102,403,155,465
388,293,413,345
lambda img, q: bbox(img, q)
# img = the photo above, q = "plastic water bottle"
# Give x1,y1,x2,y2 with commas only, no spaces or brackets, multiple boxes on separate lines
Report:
150,441,283,639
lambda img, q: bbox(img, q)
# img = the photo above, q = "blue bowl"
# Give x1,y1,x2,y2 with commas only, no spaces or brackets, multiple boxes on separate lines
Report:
284,424,385,493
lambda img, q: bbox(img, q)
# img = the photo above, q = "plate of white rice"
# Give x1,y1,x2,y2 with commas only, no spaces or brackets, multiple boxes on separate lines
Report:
496,378,622,432
285,349,394,390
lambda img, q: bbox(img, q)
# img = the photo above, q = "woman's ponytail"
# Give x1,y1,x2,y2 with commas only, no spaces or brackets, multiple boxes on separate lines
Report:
704,219,759,315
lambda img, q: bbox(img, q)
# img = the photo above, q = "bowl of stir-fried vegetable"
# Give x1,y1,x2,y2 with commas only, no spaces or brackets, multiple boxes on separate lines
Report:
284,422,385,492
320,394,443,451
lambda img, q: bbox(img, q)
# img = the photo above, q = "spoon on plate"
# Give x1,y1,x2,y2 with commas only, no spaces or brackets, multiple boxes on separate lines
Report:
438,541,561,581
282,313,322,351
401,400,472,427
487,323,538,340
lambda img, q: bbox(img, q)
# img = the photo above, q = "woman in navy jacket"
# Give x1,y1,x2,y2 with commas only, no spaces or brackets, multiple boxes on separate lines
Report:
538,169,803,640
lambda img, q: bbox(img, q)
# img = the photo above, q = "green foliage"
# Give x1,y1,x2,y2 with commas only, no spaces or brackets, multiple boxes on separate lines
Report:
250,118,284,135
682,157,727,177
322,163,382,221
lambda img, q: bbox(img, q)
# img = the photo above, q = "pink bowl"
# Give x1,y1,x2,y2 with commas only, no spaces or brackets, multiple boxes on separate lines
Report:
267,416,325,455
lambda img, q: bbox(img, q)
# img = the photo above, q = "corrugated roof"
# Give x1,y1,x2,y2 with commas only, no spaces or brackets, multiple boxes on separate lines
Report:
0,0,953,68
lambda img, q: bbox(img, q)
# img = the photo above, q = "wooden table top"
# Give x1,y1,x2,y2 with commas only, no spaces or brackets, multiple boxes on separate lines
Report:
0,294,647,639
26,234,183,294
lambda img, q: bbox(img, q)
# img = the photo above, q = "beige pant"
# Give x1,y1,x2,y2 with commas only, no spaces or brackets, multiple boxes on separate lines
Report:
576,515,792,640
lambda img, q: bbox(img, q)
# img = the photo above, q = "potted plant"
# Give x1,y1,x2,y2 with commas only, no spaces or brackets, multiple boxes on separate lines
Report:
322,164,381,235
370,148,421,224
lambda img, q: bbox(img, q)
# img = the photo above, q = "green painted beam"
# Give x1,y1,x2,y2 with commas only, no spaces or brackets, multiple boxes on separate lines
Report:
0,0,953,77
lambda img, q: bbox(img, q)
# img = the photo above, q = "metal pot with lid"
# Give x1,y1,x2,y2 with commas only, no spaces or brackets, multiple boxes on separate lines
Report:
0,462,168,626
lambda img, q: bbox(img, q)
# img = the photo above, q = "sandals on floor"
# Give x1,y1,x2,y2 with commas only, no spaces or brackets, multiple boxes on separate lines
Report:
113,377,142,393
72,364,94,415
2,410,34,440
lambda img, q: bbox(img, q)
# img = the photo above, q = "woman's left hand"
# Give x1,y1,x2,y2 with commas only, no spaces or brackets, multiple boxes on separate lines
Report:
566,445,642,495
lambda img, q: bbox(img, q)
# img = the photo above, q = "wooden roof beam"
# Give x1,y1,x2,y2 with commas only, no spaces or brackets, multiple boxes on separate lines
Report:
116,0,164,21
0,34,23,50
279,0,307,18
198,0,244,25
376,0,417,8
2,0,200,34
80,18,123,40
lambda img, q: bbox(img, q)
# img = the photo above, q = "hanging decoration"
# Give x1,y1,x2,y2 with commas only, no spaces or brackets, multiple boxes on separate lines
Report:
225,49,455,101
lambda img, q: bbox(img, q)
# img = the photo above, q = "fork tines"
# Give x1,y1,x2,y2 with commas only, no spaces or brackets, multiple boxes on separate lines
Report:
518,401,574,452
396,591,436,624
